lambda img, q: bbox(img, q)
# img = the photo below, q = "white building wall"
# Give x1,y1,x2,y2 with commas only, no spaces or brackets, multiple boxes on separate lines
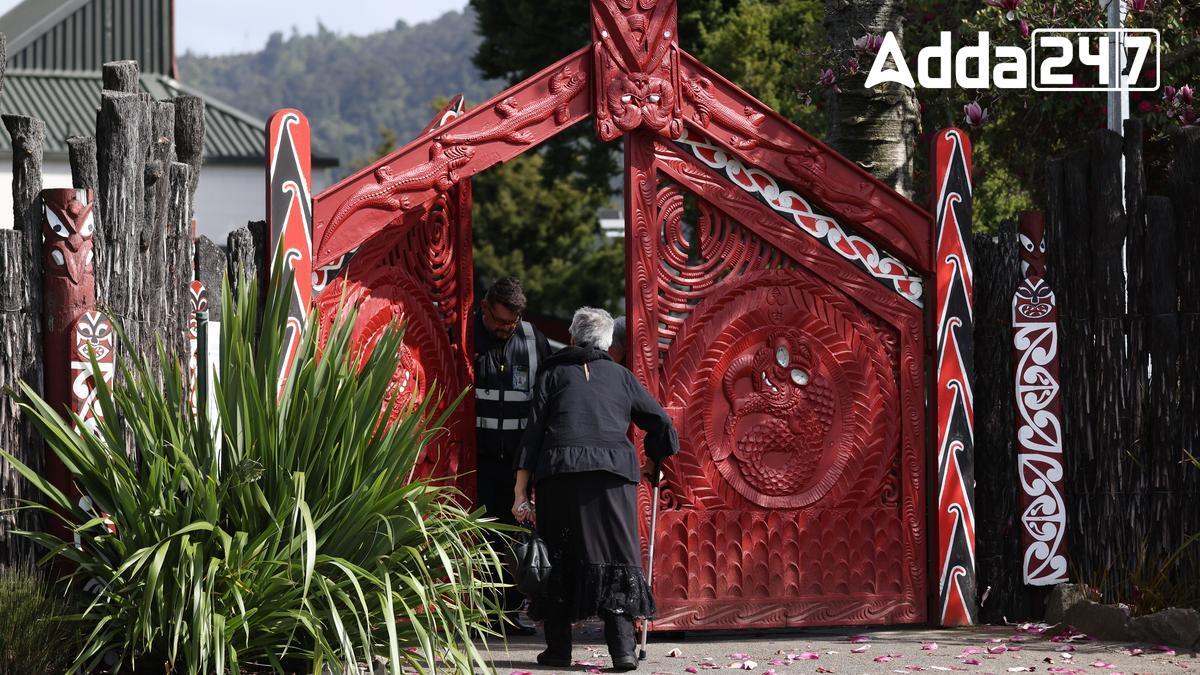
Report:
1,161,334,246
0,160,73,229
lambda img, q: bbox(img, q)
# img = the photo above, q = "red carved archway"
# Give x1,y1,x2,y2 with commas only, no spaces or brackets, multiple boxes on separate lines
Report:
276,0,953,631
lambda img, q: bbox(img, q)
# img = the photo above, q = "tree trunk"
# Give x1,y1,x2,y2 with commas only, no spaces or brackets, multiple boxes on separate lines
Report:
823,0,919,199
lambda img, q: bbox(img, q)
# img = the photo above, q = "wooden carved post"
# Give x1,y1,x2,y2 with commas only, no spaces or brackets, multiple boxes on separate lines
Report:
932,128,977,626
590,0,683,142
187,280,208,414
41,190,98,486
266,109,314,395
1012,211,1068,586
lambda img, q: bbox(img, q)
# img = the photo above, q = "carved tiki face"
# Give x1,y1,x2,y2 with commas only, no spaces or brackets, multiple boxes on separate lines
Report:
1018,213,1047,279
607,72,676,133
42,189,95,284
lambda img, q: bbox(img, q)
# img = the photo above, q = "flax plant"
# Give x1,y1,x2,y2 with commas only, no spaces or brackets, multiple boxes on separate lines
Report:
0,267,504,674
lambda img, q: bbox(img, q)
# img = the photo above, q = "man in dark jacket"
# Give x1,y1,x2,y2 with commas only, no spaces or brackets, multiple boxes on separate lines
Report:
474,276,551,635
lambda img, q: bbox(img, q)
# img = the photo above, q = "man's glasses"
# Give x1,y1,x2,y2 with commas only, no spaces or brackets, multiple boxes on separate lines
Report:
484,301,521,329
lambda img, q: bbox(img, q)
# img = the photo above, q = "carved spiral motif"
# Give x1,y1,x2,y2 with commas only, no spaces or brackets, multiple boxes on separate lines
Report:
666,271,896,510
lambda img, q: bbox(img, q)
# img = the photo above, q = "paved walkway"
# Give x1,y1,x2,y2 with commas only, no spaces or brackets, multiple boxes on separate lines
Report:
480,622,1196,674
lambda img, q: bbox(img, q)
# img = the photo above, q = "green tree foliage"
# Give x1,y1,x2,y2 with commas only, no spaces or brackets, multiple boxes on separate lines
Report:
808,0,1200,228
472,154,623,318
178,11,501,177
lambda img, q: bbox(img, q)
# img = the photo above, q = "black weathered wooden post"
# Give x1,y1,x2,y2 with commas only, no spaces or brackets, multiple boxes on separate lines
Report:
1170,127,1200,556
66,136,98,192
0,113,45,564
972,226,1026,621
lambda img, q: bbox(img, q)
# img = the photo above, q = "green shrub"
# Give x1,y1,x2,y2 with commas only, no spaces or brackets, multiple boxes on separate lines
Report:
0,563,79,674
0,268,504,674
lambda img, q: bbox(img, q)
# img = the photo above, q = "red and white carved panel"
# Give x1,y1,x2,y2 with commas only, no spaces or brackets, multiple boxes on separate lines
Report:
1012,212,1067,586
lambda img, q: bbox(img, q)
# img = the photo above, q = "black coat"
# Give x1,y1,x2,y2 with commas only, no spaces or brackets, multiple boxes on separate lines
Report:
513,346,679,484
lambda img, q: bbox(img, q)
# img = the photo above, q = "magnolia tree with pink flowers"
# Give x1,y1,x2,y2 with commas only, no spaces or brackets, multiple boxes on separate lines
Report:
800,0,1199,228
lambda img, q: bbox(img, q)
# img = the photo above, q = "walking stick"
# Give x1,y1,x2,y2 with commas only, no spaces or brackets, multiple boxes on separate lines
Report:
639,460,662,661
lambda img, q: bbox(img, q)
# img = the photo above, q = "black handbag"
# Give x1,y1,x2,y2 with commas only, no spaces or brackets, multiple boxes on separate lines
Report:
508,524,552,597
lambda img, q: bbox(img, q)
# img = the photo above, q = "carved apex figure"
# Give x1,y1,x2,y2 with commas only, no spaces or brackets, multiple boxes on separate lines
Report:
42,189,96,287
606,72,679,136
591,0,682,141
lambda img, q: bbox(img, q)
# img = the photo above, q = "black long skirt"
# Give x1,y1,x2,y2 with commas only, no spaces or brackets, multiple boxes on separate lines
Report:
530,470,655,622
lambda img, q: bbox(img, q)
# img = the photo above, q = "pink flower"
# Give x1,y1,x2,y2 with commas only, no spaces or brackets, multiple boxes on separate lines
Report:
964,100,988,126
1129,0,1151,11
1182,108,1198,125
985,0,1023,20
1165,85,1178,101
818,68,837,87
1019,18,1031,39
852,33,884,54
846,57,860,75
1180,84,1195,104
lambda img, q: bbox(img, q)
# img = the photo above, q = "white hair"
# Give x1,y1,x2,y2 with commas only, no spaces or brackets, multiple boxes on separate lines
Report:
570,307,614,351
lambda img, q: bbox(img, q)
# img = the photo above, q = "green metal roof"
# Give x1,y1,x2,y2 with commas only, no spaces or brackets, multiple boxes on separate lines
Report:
0,69,338,167
0,0,175,77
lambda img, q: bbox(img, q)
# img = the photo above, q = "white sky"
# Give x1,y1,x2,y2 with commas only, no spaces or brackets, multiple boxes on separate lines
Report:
0,0,471,56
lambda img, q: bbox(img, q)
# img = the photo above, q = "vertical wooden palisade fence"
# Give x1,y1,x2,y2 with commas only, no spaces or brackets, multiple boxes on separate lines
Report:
974,122,1200,622
0,53,271,566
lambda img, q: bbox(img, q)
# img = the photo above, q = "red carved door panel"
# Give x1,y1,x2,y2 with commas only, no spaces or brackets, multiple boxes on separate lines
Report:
626,133,927,630
312,184,476,499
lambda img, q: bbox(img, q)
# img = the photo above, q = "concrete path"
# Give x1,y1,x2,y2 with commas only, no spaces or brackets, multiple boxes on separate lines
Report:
479,622,1196,674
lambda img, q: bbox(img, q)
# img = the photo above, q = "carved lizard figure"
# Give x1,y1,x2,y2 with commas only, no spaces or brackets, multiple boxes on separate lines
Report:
439,64,586,146
324,141,474,242
682,75,787,152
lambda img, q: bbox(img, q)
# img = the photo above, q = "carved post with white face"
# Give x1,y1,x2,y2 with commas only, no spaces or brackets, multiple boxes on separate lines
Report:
41,188,116,540
1012,211,1068,586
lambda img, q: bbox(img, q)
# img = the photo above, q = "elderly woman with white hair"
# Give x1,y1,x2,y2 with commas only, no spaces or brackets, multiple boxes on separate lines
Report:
512,307,678,670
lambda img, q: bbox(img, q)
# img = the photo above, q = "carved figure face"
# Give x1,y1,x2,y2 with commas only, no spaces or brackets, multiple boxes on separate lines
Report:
75,311,114,361
607,73,675,133
753,331,815,405
1018,217,1047,279
42,189,95,284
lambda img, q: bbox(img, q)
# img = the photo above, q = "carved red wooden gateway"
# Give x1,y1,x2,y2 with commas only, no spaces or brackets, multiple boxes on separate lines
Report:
271,0,980,631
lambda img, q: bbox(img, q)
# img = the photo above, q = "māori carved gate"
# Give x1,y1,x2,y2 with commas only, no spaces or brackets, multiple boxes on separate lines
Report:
269,0,979,630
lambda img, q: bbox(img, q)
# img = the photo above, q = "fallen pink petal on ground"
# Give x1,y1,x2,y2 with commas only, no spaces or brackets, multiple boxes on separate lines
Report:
849,635,871,643
961,658,981,665
874,655,894,663
685,668,699,674
666,648,684,657
921,642,939,650
798,651,820,659
850,645,870,653
1091,661,1113,668
986,645,1009,654
959,648,982,656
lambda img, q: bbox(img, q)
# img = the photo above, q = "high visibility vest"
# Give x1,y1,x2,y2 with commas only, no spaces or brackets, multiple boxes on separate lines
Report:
474,320,540,458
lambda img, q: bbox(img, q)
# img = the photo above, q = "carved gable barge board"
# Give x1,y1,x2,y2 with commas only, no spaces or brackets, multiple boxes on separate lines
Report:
312,47,592,269
652,139,923,325
676,51,931,273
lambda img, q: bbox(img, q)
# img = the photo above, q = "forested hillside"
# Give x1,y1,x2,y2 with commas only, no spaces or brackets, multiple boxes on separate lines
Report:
178,9,501,174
